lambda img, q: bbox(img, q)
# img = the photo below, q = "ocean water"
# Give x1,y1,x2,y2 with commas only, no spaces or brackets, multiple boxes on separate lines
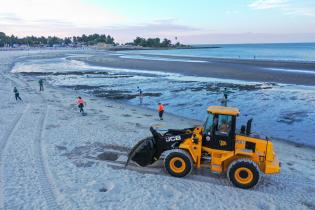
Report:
124,43,315,62
12,55,315,147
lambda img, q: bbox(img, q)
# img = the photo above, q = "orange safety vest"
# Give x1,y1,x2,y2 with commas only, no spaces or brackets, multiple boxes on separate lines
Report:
158,104,165,112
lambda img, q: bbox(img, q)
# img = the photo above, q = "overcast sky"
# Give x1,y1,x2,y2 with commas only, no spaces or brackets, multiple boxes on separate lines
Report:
0,0,315,44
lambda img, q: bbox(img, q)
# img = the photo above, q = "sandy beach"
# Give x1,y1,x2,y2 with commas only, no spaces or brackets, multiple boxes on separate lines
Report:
0,50,315,210
75,52,315,86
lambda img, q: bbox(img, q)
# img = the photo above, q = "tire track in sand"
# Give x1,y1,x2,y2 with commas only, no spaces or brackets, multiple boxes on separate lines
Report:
1,71,63,209
37,82,82,209
32,103,62,210
0,104,30,209
38,90,81,209
18,74,63,209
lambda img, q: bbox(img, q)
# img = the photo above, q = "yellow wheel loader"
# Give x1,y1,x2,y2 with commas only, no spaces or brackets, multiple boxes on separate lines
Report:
126,106,280,189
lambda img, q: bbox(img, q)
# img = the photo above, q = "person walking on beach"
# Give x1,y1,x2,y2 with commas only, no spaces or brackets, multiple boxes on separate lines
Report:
137,86,143,104
39,79,44,91
158,102,165,120
76,96,86,114
13,87,22,101
221,88,228,107
223,87,228,100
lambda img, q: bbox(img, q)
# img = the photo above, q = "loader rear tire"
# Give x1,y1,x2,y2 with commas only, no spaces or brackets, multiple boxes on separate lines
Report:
227,159,260,189
164,149,193,178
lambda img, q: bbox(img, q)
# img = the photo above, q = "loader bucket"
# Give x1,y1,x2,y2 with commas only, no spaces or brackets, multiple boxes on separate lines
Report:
125,137,158,167
125,126,185,167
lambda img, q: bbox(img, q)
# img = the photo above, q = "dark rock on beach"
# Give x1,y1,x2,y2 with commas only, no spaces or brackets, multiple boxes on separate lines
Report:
61,85,109,90
90,89,162,100
93,89,136,100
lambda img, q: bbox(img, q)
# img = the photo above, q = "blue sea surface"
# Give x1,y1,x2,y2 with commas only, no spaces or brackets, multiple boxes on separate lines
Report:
124,43,315,62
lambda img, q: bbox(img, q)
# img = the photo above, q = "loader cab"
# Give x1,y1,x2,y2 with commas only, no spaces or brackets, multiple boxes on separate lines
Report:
202,106,239,151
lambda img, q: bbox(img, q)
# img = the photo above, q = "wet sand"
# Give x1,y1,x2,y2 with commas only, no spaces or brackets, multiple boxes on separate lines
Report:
74,53,315,86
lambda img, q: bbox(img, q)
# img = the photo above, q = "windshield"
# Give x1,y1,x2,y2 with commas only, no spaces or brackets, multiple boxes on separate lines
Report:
203,114,214,135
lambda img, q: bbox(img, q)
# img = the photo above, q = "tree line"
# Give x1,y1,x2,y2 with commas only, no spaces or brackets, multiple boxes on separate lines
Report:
0,32,188,48
128,37,188,48
0,32,115,47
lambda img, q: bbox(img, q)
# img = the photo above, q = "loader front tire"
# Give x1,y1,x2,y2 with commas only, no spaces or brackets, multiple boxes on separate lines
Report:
164,149,193,178
227,159,260,189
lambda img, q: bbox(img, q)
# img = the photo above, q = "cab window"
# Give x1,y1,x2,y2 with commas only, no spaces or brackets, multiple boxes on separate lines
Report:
215,115,232,136
203,114,213,135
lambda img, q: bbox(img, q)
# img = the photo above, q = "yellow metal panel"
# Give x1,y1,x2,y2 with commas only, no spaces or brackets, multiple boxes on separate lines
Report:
235,135,267,145
202,147,236,173
264,156,281,174
179,127,203,168
211,164,222,173
207,106,240,116
266,141,274,161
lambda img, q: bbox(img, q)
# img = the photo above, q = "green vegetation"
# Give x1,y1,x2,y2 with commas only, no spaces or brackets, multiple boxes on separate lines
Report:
0,32,115,47
128,37,189,48
72,34,114,46
0,32,188,49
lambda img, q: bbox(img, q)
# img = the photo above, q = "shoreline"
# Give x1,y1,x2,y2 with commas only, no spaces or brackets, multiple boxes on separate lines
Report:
7,51,203,126
9,51,315,149
5,51,315,149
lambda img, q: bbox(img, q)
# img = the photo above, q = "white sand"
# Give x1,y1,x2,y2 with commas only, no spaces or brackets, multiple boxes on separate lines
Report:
0,50,314,210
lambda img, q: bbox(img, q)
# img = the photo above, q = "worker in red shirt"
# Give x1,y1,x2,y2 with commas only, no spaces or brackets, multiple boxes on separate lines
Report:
158,103,165,120
76,96,86,114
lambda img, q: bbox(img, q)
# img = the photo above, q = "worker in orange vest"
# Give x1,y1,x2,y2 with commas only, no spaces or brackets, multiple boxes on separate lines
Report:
158,103,165,120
